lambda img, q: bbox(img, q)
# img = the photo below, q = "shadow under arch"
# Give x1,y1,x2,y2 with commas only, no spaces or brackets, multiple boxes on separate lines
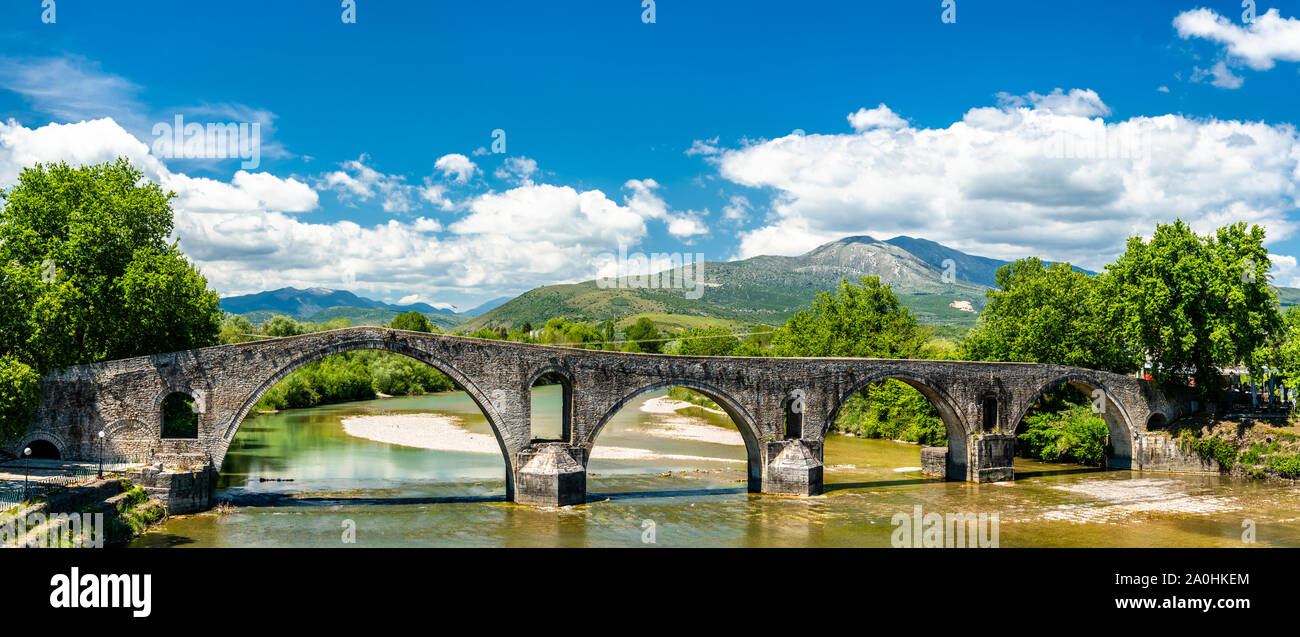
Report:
582,379,764,491
825,372,971,480
1009,374,1136,470
220,337,517,494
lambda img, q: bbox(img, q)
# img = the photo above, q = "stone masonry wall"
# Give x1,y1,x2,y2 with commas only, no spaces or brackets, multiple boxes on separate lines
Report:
15,327,1190,503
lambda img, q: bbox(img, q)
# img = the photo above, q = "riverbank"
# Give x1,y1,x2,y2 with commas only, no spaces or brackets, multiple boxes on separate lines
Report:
338,395,745,464
1158,414,1300,481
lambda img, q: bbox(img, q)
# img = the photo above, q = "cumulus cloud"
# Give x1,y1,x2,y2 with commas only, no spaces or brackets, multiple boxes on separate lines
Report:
434,153,478,183
0,117,684,302
1175,7,1300,71
847,104,907,131
713,89,1300,269
622,179,709,238
685,137,722,156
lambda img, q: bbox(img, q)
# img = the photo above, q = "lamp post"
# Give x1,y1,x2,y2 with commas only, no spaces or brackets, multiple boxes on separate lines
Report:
22,447,31,501
97,430,105,479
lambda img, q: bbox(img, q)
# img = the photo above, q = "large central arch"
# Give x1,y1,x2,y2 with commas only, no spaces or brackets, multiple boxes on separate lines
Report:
582,379,765,490
218,337,518,488
824,372,971,479
1009,374,1136,469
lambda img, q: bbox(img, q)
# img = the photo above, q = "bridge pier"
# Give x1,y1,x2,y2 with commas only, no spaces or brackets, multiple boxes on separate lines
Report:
760,439,824,496
514,443,587,507
967,433,1015,482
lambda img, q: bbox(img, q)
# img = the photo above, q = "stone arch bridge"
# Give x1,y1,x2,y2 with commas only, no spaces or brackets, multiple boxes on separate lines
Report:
15,327,1191,506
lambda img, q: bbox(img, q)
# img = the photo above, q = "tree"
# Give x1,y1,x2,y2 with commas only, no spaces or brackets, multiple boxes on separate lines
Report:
1102,220,1280,393
219,313,257,344
625,317,663,353
0,356,40,443
772,276,930,358
0,159,222,442
262,315,304,338
390,310,434,333
961,258,1135,371
676,326,739,356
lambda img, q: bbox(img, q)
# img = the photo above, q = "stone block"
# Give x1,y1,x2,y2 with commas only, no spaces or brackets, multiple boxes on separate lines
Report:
920,446,948,477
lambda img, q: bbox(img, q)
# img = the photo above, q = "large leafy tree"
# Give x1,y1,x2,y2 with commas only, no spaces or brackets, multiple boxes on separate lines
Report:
772,276,930,358
390,310,435,333
0,159,222,441
961,258,1136,372
1101,220,1280,393
625,317,663,353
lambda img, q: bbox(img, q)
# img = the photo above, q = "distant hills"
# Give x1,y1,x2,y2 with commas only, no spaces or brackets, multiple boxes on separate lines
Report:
457,235,998,332
226,237,1300,336
219,287,476,330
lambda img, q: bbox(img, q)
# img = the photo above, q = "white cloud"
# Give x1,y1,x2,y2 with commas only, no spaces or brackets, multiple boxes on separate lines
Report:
1192,60,1245,89
0,117,681,303
1175,8,1300,71
722,195,751,224
230,171,318,213
685,137,721,156
1270,254,1300,287
847,104,907,131
714,89,1300,269
320,154,415,213
434,153,478,183
493,156,538,183
998,88,1111,118
622,178,710,238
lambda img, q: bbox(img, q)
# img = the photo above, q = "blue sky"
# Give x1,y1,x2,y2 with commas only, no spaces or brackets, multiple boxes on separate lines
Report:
1,0,1298,309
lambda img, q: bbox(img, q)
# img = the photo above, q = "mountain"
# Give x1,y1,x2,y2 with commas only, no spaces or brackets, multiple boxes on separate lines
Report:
463,296,513,316
457,235,994,332
220,287,458,318
884,235,1096,287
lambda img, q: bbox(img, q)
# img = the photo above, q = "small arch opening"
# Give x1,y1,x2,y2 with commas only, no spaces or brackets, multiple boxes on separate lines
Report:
782,393,804,439
1146,413,1167,429
161,392,199,439
25,439,60,459
982,396,999,432
530,371,571,442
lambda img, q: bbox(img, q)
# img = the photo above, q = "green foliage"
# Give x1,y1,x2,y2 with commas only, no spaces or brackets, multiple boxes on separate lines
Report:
675,326,739,356
961,258,1135,372
0,159,220,370
772,276,930,359
1177,429,1239,469
1101,220,1280,393
626,317,663,353
1016,403,1108,465
834,380,947,446
262,315,306,337
0,355,40,443
0,160,221,438
667,387,723,410
390,310,435,333
218,313,257,344
161,393,198,438
1266,453,1300,477
253,351,456,412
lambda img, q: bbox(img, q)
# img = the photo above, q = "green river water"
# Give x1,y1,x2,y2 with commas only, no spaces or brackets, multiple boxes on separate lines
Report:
129,386,1300,548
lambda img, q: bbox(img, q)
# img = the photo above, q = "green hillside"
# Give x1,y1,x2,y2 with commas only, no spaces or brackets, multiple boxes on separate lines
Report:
457,236,989,332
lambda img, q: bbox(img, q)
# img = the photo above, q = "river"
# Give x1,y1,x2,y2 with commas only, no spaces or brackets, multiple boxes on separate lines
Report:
128,386,1300,548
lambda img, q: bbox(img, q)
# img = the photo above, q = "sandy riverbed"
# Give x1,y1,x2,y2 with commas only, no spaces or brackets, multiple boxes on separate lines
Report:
340,397,745,464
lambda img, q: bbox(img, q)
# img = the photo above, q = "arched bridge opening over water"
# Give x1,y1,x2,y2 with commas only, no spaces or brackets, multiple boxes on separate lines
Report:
16,327,1193,506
